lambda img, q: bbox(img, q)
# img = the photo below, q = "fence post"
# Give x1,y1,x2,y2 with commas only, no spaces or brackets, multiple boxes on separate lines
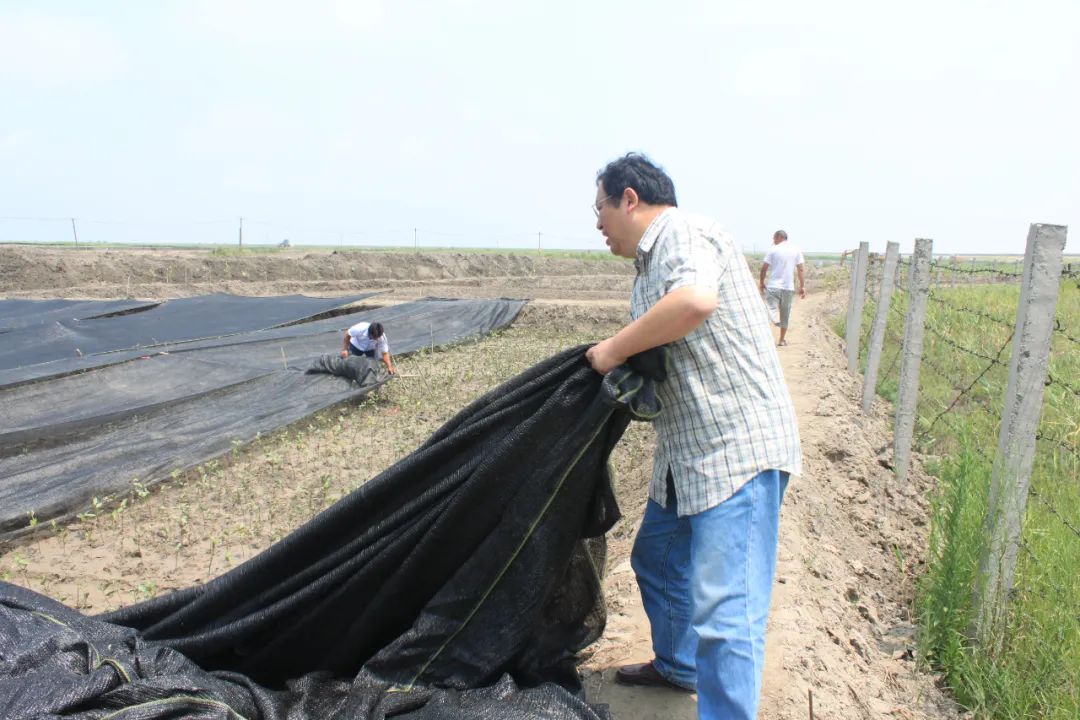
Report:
973,223,1067,647
861,242,900,413
846,241,870,372
894,238,933,482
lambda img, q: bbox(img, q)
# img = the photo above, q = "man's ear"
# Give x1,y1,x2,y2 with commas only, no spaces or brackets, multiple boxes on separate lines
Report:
623,187,640,212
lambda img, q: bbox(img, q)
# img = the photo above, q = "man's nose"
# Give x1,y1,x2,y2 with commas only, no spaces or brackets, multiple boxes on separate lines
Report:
595,217,603,231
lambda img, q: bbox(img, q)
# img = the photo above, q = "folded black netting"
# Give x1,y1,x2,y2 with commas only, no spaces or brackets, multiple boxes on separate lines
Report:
306,354,384,385
0,344,667,720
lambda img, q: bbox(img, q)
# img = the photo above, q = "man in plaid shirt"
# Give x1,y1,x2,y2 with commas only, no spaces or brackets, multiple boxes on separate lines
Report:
586,154,802,720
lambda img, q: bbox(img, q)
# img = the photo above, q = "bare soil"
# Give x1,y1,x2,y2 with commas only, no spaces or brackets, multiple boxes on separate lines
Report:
0,245,959,719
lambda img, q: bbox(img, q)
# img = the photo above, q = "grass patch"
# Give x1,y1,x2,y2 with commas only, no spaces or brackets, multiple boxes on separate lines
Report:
841,279,1080,718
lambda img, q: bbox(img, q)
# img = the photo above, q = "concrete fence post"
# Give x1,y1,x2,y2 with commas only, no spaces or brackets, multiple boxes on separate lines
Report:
894,239,933,482
846,241,870,372
862,242,900,413
973,223,1067,647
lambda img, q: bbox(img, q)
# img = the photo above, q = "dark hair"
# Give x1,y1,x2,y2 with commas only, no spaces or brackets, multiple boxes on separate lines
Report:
596,153,677,208
774,230,788,240
367,322,384,339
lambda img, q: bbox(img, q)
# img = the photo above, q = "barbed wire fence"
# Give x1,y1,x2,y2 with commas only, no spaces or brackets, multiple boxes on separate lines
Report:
843,225,1077,655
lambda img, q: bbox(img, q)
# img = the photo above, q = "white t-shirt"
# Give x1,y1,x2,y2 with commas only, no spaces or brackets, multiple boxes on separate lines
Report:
347,321,390,355
762,242,805,291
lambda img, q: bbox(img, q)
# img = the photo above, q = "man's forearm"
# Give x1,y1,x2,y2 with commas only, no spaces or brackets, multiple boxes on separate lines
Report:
607,285,717,359
797,265,805,291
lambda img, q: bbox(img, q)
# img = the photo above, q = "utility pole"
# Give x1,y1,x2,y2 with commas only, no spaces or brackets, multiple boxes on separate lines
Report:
70,218,79,247
538,231,542,253
414,227,418,252
238,217,243,248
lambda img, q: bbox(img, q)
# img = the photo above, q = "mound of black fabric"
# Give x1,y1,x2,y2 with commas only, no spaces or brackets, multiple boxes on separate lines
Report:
307,354,385,386
0,344,667,719
0,582,608,720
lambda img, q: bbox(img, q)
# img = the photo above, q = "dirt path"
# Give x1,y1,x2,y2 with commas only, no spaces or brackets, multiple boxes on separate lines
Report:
585,294,960,719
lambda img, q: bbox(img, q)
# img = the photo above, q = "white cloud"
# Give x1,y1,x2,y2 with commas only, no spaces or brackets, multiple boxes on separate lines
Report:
183,105,287,188
330,0,384,32
696,0,825,29
732,48,805,100
0,12,125,88
184,0,385,47
0,128,36,155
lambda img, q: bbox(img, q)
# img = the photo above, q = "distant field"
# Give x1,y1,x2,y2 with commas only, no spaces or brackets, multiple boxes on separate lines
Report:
0,240,625,261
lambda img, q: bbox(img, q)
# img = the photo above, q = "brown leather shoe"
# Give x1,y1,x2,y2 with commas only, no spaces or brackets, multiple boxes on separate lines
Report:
614,661,694,692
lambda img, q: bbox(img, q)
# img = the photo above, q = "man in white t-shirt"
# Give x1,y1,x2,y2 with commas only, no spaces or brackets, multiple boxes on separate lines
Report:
758,230,805,347
341,320,396,374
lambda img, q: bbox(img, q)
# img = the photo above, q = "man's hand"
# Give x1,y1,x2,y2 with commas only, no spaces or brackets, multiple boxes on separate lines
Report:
759,283,766,295
586,338,627,375
799,287,806,299
340,350,349,359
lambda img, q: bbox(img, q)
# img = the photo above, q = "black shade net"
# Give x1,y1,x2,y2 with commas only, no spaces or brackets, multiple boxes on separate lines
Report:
0,292,379,373
0,345,668,720
0,298,161,333
0,295,524,537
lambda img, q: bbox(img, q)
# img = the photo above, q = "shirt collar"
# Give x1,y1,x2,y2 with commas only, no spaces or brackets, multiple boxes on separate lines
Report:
634,207,677,270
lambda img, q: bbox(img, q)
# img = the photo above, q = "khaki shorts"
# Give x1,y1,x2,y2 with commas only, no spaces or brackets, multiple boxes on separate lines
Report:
765,288,794,328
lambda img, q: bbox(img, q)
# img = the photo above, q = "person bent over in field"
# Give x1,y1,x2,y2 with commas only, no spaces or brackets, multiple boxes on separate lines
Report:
341,320,395,375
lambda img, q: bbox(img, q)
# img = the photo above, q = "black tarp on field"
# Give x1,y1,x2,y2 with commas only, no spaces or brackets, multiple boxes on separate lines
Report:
0,292,379,371
0,295,524,537
0,346,668,720
0,298,161,332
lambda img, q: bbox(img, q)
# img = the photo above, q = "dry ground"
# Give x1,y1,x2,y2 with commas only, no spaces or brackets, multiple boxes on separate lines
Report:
0,245,961,719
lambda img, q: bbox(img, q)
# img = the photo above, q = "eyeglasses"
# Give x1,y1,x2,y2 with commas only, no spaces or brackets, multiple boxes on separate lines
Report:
591,195,612,218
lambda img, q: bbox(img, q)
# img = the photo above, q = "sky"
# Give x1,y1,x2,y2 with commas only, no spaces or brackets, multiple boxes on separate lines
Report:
1,1,1077,255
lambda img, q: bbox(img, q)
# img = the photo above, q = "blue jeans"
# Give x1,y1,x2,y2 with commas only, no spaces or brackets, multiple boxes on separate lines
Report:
630,469,789,720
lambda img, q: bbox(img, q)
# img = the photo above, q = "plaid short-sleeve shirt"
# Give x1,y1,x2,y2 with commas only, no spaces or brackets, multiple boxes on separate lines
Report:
632,208,802,516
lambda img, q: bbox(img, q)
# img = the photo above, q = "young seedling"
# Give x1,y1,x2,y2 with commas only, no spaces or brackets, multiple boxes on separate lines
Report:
111,498,129,549
207,540,217,577
136,580,157,601
131,479,150,499
14,553,29,584
49,519,67,554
